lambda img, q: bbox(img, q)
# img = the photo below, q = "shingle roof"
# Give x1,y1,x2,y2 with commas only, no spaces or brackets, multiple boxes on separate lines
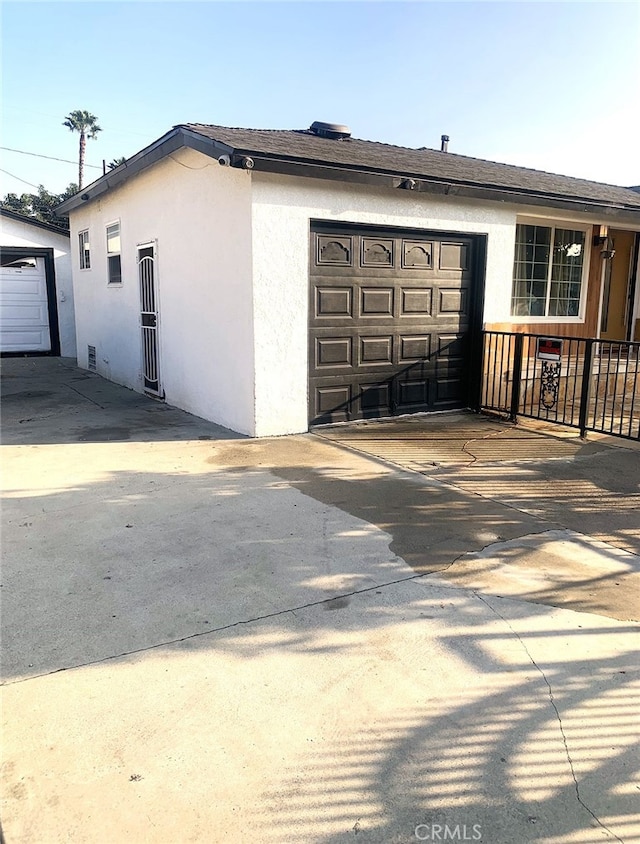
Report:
182,123,640,211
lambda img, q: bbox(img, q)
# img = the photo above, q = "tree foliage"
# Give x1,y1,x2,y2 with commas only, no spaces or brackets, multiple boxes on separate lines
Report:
63,109,101,189
1,183,78,231
62,110,102,139
108,157,127,170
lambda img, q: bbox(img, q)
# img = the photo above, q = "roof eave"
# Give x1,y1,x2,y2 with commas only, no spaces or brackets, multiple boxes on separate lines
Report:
237,153,640,222
54,127,234,215
0,208,70,235
54,125,640,224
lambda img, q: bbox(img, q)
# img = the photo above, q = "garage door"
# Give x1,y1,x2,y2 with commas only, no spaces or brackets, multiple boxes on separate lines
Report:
309,225,478,425
0,256,51,353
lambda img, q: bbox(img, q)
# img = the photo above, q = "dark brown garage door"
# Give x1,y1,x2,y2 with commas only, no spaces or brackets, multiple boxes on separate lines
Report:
309,224,481,425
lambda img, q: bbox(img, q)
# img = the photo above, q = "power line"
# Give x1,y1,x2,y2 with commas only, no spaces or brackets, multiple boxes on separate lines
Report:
0,146,102,169
0,168,41,189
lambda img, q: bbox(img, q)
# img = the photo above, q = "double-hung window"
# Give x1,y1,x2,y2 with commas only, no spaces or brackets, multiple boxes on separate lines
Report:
106,222,122,284
511,222,588,318
78,229,90,269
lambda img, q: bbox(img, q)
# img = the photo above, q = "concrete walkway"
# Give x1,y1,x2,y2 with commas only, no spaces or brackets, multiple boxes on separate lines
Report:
2,358,639,843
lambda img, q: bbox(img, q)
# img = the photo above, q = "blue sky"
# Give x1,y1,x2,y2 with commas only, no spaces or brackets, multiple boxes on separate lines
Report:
1,1,639,197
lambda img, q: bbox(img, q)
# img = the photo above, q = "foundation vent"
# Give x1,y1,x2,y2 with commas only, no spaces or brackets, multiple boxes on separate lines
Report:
87,345,97,371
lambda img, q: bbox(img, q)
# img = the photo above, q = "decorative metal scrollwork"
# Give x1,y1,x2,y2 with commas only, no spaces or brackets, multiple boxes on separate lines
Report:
540,361,560,410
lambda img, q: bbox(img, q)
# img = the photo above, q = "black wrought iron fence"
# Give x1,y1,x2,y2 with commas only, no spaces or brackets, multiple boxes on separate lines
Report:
481,331,640,441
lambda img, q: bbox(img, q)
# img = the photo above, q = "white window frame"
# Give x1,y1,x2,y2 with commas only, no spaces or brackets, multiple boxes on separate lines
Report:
106,220,122,285
78,229,90,270
510,217,591,322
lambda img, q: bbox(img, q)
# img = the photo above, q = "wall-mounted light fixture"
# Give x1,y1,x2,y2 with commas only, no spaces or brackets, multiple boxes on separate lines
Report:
593,225,615,257
593,224,608,246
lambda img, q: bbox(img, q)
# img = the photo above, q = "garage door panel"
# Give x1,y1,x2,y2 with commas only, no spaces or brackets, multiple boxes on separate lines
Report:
360,287,394,316
436,333,467,360
361,238,394,268
359,336,393,366
397,378,430,412
401,287,433,315
310,228,477,425
402,241,434,270
2,301,49,322
315,286,354,318
360,381,392,415
317,236,353,266
400,334,432,362
1,278,45,296
438,288,469,315
435,377,466,405
314,384,352,422
438,241,469,271
1,328,51,351
315,337,353,368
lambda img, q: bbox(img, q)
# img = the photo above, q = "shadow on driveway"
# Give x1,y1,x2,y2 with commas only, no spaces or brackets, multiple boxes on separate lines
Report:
1,357,242,445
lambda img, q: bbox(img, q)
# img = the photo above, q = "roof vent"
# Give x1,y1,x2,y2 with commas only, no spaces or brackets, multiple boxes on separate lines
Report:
309,121,351,140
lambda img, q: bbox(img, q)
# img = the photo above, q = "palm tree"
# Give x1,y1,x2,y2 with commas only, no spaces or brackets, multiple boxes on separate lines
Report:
108,157,127,170
63,110,102,189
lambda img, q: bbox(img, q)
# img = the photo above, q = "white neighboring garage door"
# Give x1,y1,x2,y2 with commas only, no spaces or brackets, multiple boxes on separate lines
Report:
0,256,51,352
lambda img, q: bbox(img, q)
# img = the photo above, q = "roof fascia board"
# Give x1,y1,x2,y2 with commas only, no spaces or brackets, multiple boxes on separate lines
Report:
178,126,234,159
0,208,70,236
245,154,640,223
55,129,185,215
55,128,234,216
239,155,399,190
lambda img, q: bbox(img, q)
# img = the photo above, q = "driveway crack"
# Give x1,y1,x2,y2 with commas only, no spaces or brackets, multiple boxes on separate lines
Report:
474,592,624,844
460,427,509,465
3,538,517,688
63,382,105,409
1,570,440,686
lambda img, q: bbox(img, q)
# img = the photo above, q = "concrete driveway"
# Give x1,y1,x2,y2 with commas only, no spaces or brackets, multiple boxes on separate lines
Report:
2,358,639,844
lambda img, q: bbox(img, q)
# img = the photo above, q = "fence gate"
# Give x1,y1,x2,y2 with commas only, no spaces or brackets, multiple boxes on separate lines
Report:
480,331,640,441
138,244,161,396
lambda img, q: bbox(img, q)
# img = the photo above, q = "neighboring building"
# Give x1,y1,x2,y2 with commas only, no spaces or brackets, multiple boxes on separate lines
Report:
1,209,76,357
56,122,640,436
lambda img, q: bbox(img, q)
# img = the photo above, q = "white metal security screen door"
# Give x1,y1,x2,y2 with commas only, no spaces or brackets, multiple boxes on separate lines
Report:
138,245,161,395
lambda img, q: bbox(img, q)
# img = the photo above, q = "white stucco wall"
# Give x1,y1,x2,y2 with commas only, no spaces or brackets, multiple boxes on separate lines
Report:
67,148,255,435
250,173,520,437
1,217,76,356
